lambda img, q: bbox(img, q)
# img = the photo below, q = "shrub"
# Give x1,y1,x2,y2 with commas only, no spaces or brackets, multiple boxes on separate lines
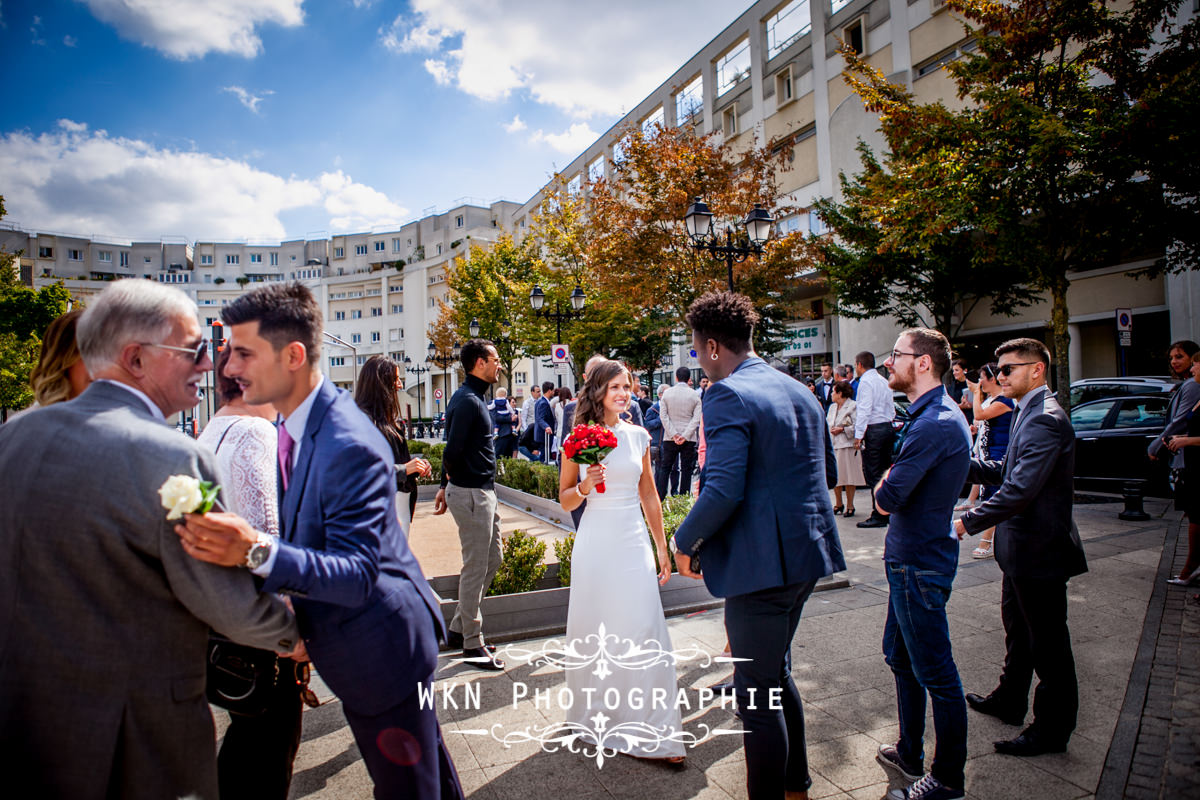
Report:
487,530,547,596
553,532,575,587
649,493,695,574
494,456,560,500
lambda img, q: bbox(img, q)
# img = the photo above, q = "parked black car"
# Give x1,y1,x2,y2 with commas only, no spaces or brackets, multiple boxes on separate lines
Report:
1069,376,1175,408
1070,394,1171,496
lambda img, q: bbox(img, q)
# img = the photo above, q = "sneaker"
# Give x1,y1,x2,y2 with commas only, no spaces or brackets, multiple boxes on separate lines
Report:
887,774,964,800
876,743,922,783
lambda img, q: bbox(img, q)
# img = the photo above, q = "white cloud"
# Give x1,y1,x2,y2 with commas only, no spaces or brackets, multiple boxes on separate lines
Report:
503,115,526,134
222,85,274,114
530,123,599,155
30,14,45,46
79,0,304,60
379,0,736,118
0,120,410,241
63,35,77,47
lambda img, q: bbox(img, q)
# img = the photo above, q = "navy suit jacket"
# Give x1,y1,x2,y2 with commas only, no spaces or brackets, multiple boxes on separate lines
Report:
673,357,845,598
263,380,444,716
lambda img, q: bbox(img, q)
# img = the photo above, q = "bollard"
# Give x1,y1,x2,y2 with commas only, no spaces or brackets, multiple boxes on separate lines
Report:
1118,480,1151,521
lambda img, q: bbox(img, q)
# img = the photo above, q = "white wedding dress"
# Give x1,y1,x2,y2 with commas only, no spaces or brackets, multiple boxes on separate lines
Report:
565,422,686,759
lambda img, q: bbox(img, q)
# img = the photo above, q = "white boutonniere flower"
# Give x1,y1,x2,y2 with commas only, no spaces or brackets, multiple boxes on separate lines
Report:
159,474,220,520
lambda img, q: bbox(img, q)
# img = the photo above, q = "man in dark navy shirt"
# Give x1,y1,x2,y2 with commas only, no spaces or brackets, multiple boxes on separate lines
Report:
871,328,972,800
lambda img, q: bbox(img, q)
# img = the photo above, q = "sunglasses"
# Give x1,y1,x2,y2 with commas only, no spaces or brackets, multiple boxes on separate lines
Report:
996,361,1038,377
143,339,210,365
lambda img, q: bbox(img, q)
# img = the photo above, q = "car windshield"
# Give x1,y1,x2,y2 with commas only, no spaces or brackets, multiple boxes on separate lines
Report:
1071,400,1116,431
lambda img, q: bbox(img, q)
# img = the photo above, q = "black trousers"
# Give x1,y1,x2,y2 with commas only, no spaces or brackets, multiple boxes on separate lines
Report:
217,658,304,800
656,439,696,499
724,580,818,799
995,573,1078,742
861,423,895,519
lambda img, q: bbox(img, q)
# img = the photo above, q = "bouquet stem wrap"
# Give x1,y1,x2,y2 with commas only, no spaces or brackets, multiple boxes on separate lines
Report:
561,422,619,493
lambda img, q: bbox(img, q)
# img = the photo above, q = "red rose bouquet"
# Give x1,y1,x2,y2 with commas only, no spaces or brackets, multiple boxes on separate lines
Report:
561,422,619,493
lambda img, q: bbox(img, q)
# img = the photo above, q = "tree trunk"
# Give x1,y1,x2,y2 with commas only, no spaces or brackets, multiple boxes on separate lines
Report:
1050,276,1072,409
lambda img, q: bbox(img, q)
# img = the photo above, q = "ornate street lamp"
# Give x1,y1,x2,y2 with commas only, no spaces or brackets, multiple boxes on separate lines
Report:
469,317,481,338
529,283,587,386
683,197,774,290
404,356,431,419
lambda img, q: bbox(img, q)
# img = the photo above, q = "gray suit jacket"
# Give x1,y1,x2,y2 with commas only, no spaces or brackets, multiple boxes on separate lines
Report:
962,387,1088,580
1148,379,1200,468
0,381,297,800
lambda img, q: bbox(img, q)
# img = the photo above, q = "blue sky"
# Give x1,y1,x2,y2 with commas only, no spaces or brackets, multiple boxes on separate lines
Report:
0,0,737,243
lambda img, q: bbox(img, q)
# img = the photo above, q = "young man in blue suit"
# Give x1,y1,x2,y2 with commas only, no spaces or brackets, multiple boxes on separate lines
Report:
673,292,845,800
176,283,462,799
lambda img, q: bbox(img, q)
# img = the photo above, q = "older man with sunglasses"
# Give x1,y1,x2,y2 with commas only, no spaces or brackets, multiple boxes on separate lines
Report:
953,337,1087,758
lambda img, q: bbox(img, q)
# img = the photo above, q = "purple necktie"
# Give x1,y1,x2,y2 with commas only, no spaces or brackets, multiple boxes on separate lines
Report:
278,423,295,491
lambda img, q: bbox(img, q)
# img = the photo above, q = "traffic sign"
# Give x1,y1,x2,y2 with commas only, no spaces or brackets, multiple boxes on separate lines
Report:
433,388,443,400
554,363,571,375
551,344,570,364
1115,308,1133,332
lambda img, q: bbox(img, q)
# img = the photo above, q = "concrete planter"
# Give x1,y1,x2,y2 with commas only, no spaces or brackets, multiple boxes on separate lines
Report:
493,483,572,528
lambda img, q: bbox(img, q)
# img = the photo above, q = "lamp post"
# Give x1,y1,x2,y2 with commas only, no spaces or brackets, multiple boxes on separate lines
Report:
428,339,461,415
683,197,774,290
404,356,431,420
529,284,586,387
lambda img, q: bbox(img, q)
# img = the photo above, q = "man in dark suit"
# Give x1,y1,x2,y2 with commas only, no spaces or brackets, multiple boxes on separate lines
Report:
176,283,462,799
814,363,836,411
534,380,557,461
954,337,1087,758
674,292,845,800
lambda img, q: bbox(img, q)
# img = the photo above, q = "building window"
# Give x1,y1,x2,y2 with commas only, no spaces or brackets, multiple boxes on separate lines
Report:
775,65,795,106
514,371,527,386
391,303,403,314
351,333,362,344
250,253,262,264
915,38,978,79
226,255,240,265
436,243,443,255
455,215,464,228
429,297,437,308
334,247,345,258
831,0,852,13
356,355,367,366
351,309,362,319
68,249,83,260
567,174,582,197
587,155,605,184
809,210,829,236
371,331,381,342
776,214,803,236
674,74,703,126
392,238,402,253
330,356,346,367
390,328,402,341
355,244,368,256
767,0,811,59
270,253,278,266
120,252,129,267
375,241,385,252
334,311,346,321
722,106,739,137
38,246,53,258
371,307,382,317
199,254,213,265
389,351,403,361
97,250,112,263
205,274,212,283
716,38,751,95
841,17,865,56
641,106,664,135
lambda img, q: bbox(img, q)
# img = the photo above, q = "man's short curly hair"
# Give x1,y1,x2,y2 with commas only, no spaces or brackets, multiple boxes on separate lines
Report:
686,291,759,355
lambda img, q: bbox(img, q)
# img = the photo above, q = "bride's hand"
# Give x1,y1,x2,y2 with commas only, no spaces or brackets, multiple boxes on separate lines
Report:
581,463,605,491
656,549,672,585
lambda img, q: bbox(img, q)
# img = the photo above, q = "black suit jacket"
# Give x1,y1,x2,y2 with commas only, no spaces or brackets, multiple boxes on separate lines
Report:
962,387,1087,580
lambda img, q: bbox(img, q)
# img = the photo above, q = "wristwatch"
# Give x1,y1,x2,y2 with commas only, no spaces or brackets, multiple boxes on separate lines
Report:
244,532,275,570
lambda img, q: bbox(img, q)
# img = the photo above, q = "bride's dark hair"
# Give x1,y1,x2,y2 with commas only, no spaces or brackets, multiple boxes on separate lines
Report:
573,358,631,426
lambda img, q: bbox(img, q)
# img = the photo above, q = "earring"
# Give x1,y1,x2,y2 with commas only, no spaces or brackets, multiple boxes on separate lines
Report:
710,353,719,361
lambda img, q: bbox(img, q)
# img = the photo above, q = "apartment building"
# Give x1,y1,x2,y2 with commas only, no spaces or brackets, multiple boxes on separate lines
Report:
510,0,1200,378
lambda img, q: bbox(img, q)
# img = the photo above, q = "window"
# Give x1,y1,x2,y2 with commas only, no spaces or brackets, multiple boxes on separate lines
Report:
1113,397,1169,429
514,371,528,386
351,309,362,319
371,331,381,343
567,174,582,197
97,250,112,263
38,246,53,258
334,247,345,258
915,38,978,79
371,307,382,317
674,75,703,126
587,155,605,184
334,311,346,321
226,254,240,265
436,243,443,255
205,274,212,283
455,215,464,228
717,38,751,95
776,214,803,236
356,355,367,366
841,17,865,56
351,333,362,344
355,244,368,256
392,238,402,253
809,211,829,236
330,356,346,367
767,0,811,58
775,65,795,106
120,252,129,267
389,351,403,361
391,303,402,314
199,254,213,265
68,249,83,260
641,106,664,135
831,0,852,12
270,253,278,266
613,136,630,165
390,328,403,341
375,241,385,252
1070,400,1115,432
249,253,262,264
722,106,739,137
429,297,437,308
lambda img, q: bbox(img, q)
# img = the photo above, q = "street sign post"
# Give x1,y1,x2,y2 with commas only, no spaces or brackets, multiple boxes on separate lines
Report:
1116,308,1133,376
551,344,570,363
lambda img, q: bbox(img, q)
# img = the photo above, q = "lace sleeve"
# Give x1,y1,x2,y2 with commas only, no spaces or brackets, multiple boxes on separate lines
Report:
220,418,280,537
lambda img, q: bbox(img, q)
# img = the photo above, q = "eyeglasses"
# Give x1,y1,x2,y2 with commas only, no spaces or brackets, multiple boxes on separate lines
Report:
143,339,210,365
996,361,1039,377
888,350,921,361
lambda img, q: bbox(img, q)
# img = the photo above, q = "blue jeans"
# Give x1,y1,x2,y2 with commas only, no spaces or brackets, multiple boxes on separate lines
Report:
883,562,966,790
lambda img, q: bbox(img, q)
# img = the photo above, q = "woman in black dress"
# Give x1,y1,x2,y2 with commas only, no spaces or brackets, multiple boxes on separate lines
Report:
1165,350,1200,585
355,355,431,535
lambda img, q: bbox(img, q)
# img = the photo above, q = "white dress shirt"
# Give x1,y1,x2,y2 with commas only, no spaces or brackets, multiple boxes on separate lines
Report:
853,368,895,439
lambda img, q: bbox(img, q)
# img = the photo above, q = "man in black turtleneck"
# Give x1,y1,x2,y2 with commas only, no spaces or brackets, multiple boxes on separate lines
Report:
433,339,506,670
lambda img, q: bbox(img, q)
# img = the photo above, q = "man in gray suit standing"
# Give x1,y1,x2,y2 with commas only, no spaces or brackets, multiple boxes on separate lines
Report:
954,337,1087,758
0,280,299,800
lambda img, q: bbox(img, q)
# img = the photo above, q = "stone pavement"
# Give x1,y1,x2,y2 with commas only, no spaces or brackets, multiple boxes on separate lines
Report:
212,498,1189,799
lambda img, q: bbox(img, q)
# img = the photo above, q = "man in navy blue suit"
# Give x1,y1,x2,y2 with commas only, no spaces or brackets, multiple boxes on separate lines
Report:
534,380,557,462
674,292,845,800
176,283,462,799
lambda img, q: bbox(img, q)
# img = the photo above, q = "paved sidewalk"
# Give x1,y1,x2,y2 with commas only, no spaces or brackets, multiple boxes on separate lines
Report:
213,499,1186,799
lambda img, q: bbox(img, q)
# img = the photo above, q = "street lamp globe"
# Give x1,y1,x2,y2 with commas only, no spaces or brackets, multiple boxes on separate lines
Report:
570,285,586,312
452,341,462,359
469,318,480,338
744,203,774,246
427,340,436,358
529,285,546,311
684,196,713,242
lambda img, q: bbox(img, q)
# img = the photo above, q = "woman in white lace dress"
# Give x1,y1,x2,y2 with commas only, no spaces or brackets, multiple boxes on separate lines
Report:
558,358,685,764
196,348,300,800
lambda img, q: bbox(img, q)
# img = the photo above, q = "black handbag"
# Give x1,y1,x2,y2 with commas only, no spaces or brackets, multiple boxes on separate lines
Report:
206,634,279,716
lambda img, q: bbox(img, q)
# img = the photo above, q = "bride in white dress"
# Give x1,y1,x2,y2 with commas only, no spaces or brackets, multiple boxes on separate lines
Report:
557,358,686,763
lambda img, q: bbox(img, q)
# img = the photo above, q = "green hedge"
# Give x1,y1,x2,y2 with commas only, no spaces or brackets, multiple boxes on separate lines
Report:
408,442,445,485
553,532,575,587
487,530,547,596
495,457,561,500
